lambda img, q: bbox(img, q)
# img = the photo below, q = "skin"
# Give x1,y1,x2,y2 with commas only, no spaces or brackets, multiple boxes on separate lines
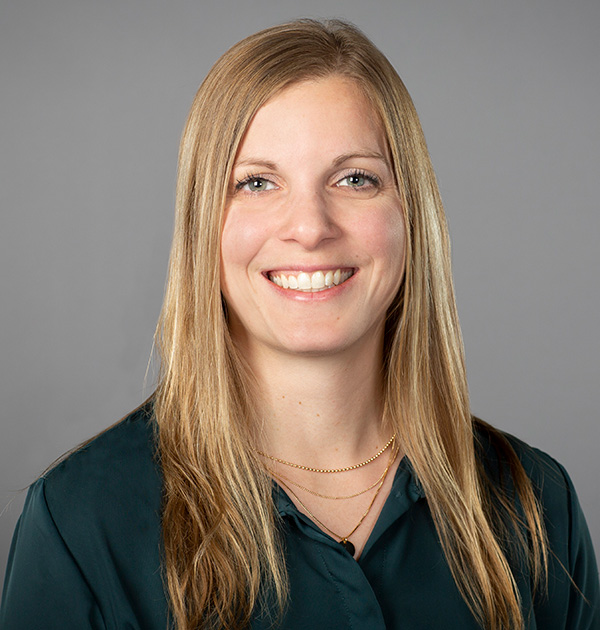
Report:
220,76,406,556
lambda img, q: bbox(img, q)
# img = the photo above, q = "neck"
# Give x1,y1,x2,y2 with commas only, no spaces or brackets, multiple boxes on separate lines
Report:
242,339,390,470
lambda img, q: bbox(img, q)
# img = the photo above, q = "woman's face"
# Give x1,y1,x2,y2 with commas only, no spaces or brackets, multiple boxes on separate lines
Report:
220,76,405,360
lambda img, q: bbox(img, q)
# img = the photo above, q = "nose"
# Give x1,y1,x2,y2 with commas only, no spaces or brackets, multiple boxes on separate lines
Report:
277,189,341,250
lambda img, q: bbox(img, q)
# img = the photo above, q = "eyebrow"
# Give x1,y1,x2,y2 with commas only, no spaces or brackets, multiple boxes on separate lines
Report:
233,158,278,170
332,151,389,167
233,151,389,171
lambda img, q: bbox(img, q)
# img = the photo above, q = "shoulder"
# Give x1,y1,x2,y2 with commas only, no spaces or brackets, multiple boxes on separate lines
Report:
474,418,571,510
1,402,167,629
474,419,600,627
39,400,162,545
472,418,595,563
474,419,585,550
43,400,158,484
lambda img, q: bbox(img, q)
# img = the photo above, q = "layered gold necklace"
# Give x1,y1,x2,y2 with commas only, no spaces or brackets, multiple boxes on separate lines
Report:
256,433,396,473
258,434,398,557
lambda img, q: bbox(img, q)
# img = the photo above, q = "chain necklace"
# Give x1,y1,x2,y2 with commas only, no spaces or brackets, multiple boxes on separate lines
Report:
266,464,389,500
256,433,396,473
272,443,399,557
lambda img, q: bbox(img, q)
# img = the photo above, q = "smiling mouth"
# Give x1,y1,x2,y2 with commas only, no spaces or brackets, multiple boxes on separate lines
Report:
267,269,354,292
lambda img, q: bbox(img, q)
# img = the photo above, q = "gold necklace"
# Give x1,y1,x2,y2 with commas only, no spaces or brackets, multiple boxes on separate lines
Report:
256,434,396,473
272,443,398,557
266,464,389,500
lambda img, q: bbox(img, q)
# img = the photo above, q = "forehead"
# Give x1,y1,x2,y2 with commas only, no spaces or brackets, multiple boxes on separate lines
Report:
236,76,386,160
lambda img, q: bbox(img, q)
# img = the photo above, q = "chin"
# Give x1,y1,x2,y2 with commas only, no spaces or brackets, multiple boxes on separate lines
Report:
273,331,362,358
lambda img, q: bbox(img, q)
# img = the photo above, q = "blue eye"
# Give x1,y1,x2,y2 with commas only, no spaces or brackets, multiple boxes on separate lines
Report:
346,174,366,187
337,170,379,189
235,176,275,193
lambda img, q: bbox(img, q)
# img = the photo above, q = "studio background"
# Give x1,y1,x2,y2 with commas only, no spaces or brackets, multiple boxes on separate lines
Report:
1,0,598,585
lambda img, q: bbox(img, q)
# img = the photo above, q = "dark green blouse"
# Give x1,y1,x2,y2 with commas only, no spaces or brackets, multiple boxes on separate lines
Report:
1,405,599,629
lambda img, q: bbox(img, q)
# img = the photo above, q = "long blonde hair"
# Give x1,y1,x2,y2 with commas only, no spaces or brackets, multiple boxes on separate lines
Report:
154,19,547,629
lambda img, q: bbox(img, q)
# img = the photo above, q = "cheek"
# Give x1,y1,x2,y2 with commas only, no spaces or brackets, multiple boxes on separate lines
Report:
220,211,265,280
358,206,406,272
388,217,407,274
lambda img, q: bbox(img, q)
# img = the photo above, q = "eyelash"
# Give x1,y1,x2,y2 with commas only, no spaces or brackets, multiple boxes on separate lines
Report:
234,173,272,192
338,169,380,188
233,169,381,193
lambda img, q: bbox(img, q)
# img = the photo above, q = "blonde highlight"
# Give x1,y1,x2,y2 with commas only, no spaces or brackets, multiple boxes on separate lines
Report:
154,19,547,629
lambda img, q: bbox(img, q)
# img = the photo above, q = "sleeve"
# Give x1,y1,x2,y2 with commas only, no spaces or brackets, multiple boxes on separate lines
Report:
0,479,106,630
560,464,600,629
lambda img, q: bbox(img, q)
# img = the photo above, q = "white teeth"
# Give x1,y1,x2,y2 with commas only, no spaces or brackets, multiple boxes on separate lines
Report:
297,272,311,290
311,271,325,289
268,268,353,292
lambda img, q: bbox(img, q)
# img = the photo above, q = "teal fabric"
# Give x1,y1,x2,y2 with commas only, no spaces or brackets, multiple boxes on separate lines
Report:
1,404,599,629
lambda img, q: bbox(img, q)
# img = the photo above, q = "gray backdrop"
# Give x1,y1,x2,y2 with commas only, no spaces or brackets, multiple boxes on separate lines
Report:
1,0,598,587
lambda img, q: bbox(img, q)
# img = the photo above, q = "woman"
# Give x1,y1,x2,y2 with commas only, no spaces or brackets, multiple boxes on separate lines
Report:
1,18,598,630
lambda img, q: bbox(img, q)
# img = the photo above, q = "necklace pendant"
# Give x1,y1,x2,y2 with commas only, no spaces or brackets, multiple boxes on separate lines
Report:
340,538,356,556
